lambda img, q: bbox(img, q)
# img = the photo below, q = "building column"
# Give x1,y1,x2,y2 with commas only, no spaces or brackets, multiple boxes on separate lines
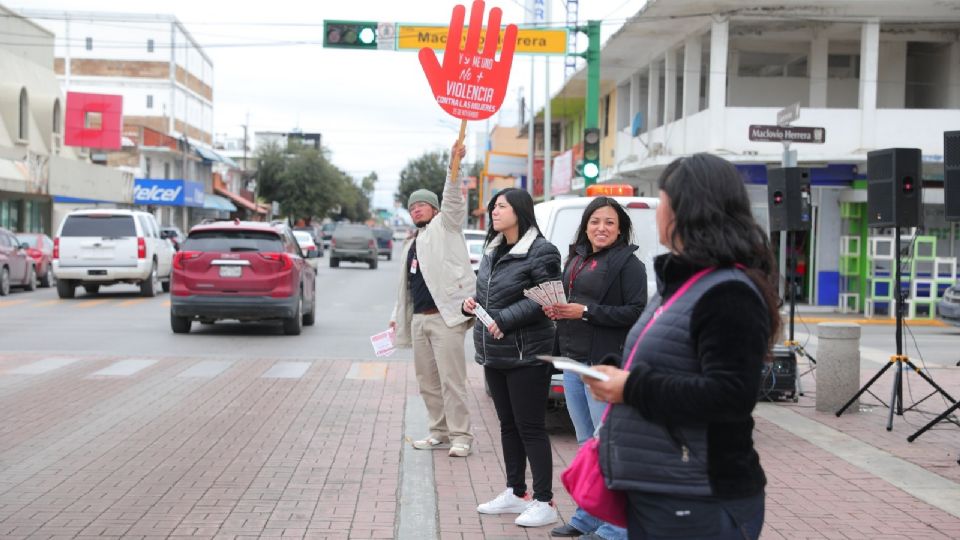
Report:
647,61,661,133
664,48,677,125
709,18,729,151
630,72,641,131
859,20,880,150
809,31,829,108
949,42,960,109
682,36,702,118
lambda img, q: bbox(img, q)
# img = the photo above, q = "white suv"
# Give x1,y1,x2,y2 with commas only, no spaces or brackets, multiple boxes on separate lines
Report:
53,209,175,298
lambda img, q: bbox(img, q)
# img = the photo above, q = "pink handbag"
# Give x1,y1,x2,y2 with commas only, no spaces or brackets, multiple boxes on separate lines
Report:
560,267,714,529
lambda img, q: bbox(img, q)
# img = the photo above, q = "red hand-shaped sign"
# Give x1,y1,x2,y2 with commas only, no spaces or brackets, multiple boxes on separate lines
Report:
419,0,518,121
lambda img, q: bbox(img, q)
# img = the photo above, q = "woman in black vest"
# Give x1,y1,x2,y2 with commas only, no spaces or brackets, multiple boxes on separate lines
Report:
585,154,781,540
545,197,646,540
462,187,562,528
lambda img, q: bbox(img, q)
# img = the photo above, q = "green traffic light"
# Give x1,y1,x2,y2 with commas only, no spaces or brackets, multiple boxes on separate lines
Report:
359,27,376,45
323,20,378,49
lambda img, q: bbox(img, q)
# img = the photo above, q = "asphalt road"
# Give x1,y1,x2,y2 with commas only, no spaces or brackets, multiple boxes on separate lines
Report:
0,246,414,361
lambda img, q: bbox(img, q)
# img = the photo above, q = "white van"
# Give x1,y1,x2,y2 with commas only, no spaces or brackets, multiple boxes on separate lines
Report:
53,209,175,298
534,195,665,298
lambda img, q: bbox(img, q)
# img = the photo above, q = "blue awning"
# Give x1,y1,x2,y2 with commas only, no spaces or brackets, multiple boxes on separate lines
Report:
194,146,220,162
202,193,237,211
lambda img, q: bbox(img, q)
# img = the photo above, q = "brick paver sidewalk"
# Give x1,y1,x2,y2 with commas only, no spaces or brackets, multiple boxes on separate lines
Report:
0,352,957,539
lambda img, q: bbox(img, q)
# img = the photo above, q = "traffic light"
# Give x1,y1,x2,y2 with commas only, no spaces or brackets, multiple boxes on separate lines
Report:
323,20,378,50
583,128,600,185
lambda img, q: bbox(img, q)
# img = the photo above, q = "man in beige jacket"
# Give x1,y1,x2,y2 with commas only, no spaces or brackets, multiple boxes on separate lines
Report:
390,143,476,457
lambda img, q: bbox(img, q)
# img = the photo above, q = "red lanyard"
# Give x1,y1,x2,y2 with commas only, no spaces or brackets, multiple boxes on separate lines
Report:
568,254,592,295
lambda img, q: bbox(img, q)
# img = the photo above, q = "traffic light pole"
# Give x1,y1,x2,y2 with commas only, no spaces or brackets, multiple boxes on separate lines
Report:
576,20,601,187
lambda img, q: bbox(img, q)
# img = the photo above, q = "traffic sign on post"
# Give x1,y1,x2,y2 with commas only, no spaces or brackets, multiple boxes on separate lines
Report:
777,102,800,126
748,125,826,144
398,25,567,55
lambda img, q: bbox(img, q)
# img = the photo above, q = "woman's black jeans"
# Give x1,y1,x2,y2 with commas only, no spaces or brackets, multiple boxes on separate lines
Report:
484,363,553,502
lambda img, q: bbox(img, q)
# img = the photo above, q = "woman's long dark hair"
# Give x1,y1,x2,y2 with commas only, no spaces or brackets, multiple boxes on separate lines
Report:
567,196,633,263
484,188,539,246
658,153,782,343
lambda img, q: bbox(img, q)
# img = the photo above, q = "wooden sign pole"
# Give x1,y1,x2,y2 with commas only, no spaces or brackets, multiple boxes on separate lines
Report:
449,119,467,184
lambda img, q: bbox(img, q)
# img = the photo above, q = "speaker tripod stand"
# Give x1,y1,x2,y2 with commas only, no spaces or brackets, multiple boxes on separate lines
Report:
836,227,956,431
783,231,816,397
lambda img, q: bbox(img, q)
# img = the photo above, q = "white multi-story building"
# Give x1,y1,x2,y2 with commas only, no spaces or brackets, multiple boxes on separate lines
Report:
545,0,960,309
19,9,214,146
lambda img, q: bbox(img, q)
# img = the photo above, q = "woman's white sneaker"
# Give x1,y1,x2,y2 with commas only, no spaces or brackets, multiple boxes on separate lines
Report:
476,488,531,514
514,500,559,527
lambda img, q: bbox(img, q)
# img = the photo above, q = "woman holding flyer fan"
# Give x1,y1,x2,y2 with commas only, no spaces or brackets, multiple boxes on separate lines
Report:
461,187,562,528
542,197,647,540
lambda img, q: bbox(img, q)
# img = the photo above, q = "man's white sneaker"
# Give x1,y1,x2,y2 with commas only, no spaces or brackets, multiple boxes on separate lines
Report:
476,488,531,514
514,500,559,527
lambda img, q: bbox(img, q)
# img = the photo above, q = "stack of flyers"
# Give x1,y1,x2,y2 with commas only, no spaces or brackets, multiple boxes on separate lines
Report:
523,280,567,306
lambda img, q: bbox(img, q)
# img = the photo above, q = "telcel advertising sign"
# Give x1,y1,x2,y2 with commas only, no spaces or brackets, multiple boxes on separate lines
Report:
133,179,205,207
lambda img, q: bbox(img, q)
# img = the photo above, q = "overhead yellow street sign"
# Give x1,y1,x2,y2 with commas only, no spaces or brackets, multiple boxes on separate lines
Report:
396,25,567,55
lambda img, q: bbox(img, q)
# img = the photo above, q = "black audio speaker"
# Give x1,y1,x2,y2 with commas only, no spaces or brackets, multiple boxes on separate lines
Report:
945,131,960,222
759,346,797,401
767,167,812,232
867,148,922,228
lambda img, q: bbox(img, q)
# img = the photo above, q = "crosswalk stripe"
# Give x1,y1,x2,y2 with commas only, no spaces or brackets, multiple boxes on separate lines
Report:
262,361,310,379
178,360,233,378
87,359,156,378
7,358,80,375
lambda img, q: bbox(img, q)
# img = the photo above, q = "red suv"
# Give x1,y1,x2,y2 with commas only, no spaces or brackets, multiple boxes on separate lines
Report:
169,221,316,335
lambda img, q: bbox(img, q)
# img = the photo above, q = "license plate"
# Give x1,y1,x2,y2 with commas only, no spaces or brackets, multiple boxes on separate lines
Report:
219,265,242,278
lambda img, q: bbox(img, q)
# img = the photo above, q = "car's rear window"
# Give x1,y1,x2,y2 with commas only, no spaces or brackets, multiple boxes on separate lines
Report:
334,225,372,237
15,235,38,247
61,215,136,237
183,230,283,252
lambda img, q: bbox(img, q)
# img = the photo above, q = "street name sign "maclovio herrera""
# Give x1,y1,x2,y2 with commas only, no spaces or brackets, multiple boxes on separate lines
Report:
748,125,826,144
399,25,566,55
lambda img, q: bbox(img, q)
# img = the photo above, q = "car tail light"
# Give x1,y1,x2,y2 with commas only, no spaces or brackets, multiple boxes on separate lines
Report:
27,248,41,259
137,237,146,259
626,202,650,209
330,239,336,248
53,237,59,260
173,251,201,270
551,385,565,394
368,239,376,249
260,252,292,270
387,239,393,249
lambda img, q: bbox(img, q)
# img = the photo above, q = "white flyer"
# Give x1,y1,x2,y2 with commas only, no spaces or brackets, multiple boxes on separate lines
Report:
474,304,495,328
369,328,396,357
536,355,610,381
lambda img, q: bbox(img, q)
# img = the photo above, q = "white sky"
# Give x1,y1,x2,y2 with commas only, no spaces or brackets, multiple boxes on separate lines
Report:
15,1,647,208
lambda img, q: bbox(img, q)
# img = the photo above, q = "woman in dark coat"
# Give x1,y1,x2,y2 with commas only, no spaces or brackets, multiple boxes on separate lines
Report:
586,154,781,539
462,187,562,529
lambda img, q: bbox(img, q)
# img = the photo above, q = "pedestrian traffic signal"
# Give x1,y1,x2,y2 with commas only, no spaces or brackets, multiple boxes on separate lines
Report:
323,20,378,50
583,128,601,185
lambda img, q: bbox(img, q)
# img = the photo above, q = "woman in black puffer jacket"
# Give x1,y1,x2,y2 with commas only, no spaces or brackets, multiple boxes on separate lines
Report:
462,187,562,528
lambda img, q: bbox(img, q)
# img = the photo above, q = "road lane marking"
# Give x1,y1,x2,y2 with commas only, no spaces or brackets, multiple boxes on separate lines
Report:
7,358,80,375
177,360,233,378
162,300,171,307
0,299,29,308
33,299,64,307
261,361,310,379
87,359,156,378
73,299,110,309
346,362,387,380
117,298,147,307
